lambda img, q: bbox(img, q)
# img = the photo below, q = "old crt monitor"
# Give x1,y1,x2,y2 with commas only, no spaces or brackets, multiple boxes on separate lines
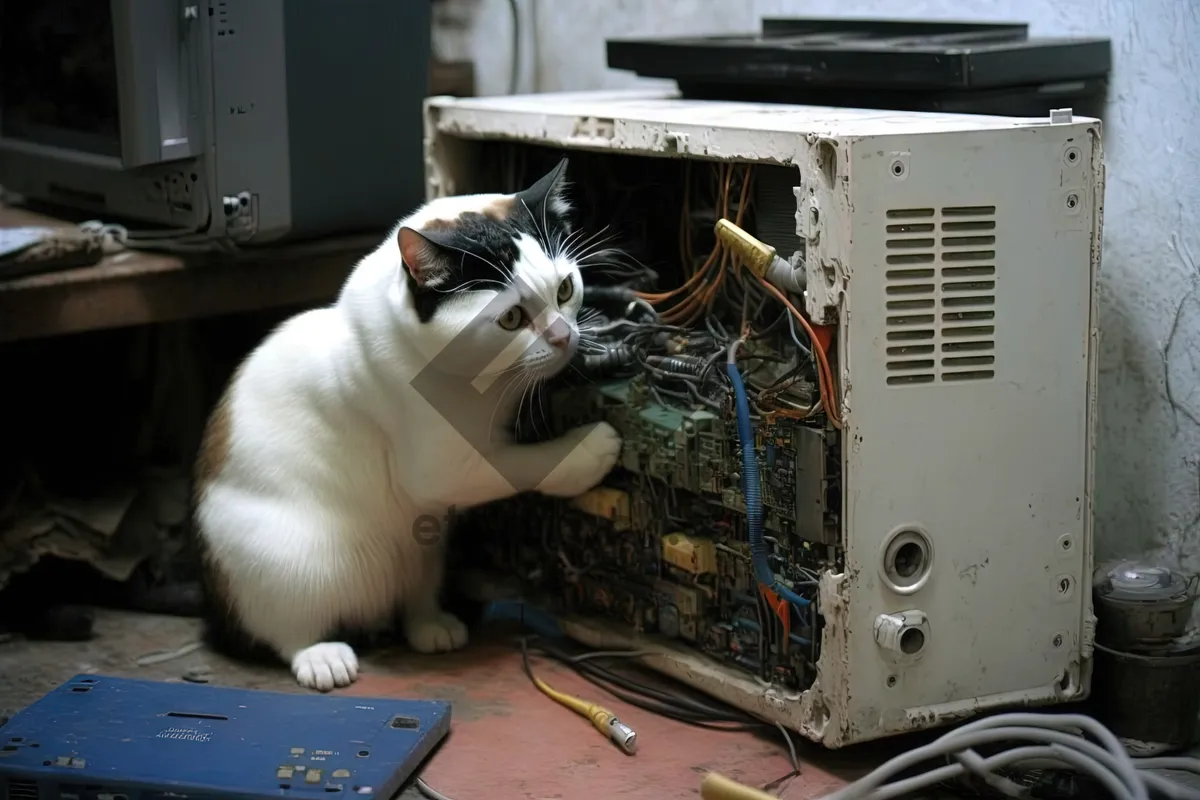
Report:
0,1,431,245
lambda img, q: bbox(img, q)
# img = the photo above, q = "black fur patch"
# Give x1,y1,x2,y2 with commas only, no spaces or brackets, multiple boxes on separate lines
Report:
403,159,573,323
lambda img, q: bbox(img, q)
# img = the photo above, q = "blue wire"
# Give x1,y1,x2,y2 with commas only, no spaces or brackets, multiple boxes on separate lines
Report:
725,356,812,610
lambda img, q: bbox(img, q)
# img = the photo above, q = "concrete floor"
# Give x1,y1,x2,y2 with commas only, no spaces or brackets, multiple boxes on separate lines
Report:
0,610,865,800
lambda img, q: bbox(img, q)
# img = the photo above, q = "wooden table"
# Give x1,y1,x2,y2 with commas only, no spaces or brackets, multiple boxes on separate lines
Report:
0,205,377,344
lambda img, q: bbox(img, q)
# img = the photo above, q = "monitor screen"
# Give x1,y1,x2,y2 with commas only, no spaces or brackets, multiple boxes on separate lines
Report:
1,0,122,158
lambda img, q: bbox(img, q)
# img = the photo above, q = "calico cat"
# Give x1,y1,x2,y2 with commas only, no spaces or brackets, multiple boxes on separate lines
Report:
192,159,621,690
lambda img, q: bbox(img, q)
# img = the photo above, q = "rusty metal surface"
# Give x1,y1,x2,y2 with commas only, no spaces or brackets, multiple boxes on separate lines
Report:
0,610,861,799
0,205,374,344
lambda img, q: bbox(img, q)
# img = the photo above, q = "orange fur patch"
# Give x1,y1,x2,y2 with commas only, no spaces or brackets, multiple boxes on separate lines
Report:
194,388,233,500
482,197,515,221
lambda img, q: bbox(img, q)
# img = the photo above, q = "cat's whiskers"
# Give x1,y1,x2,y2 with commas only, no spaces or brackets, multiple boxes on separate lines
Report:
564,224,612,258
566,361,596,385
520,199,551,253
435,239,515,285
485,364,529,436
554,225,593,262
429,278,505,295
534,379,551,435
510,369,541,441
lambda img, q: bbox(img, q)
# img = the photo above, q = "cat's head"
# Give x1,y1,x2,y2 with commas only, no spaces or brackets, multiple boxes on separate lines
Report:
394,159,584,383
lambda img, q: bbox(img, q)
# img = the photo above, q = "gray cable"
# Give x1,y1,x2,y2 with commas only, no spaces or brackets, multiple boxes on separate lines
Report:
822,725,1144,800
1136,757,1200,773
415,777,456,800
812,711,1200,800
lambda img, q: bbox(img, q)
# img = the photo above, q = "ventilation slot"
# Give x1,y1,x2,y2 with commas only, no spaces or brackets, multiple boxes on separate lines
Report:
7,779,39,800
884,206,998,386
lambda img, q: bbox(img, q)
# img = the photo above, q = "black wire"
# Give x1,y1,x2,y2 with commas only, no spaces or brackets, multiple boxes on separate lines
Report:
705,313,731,344
785,310,813,360
530,638,754,721
521,638,760,730
750,307,791,341
520,636,806,781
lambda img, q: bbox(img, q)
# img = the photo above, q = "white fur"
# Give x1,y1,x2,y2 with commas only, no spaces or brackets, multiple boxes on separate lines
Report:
196,192,621,691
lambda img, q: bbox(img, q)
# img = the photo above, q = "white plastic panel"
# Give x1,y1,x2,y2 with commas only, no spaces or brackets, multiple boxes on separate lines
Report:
423,90,1102,747
828,124,1100,744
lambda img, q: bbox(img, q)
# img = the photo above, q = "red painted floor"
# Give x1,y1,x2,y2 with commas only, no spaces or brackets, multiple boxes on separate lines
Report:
0,611,878,800
355,642,852,800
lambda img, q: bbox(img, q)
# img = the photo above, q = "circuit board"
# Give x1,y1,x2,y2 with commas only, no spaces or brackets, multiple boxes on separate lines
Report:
469,373,842,691
455,152,845,692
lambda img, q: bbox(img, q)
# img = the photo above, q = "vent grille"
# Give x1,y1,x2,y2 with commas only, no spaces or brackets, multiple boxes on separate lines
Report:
884,206,997,386
6,779,39,800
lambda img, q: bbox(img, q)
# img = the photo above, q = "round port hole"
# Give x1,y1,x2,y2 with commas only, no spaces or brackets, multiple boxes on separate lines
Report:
879,525,934,594
900,628,925,655
893,542,923,578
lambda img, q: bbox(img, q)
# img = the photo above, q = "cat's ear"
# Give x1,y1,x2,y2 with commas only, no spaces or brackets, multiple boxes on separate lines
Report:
397,227,455,289
516,157,571,218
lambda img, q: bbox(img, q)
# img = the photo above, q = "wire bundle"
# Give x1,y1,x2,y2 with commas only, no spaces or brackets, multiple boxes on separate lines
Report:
807,712,1200,800
625,162,840,428
520,637,803,775
637,163,755,327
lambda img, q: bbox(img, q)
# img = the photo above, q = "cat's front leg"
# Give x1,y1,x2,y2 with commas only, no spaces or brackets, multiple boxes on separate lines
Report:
532,421,622,498
401,546,468,654
402,589,469,654
439,422,622,505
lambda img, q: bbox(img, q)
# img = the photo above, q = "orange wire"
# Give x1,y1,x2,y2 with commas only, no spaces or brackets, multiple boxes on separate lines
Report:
662,164,753,325
678,162,693,276
757,278,842,429
641,163,724,306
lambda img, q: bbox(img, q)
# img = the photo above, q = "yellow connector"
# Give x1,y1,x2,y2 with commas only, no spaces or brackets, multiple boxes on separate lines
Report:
529,670,638,755
714,218,775,277
700,772,777,800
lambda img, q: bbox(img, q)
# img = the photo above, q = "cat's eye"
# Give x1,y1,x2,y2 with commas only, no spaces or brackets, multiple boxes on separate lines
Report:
557,277,574,304
497,306,525,331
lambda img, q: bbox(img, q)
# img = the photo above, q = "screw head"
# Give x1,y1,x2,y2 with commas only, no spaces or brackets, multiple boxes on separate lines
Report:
1053,634,1063,647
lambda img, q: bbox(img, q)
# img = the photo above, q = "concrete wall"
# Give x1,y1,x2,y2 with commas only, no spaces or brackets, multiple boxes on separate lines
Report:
434,0,1200,573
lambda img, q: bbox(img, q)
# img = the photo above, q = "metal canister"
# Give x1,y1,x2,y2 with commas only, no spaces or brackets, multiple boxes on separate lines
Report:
1093,560,1198,650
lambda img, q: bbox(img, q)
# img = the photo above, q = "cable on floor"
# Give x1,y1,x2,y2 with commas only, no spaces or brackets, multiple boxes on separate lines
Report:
415,776,456,800
701,712,1200,800
520,636,802,778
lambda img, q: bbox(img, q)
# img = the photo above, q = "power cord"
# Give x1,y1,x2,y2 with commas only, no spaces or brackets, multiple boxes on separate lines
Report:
520,636,802,780
702,712,1200,800
414,777,457,800
519,637,637,754
79,219,241,255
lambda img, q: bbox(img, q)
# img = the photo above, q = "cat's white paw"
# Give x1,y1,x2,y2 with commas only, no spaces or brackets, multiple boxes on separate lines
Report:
291,642,359,692
405,612,469,654
538,421,622,498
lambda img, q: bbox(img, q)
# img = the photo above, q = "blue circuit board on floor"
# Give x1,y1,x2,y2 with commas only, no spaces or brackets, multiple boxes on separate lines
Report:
0,674,451,800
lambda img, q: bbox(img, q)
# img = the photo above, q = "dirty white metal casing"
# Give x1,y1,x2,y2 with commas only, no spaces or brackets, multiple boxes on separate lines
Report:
424,89,1102,748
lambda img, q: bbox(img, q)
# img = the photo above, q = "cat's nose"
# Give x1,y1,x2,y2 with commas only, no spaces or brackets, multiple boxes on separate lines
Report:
545,317,572,350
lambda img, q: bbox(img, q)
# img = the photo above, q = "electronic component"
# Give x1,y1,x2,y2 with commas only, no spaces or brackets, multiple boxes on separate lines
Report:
435,90,1101,747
